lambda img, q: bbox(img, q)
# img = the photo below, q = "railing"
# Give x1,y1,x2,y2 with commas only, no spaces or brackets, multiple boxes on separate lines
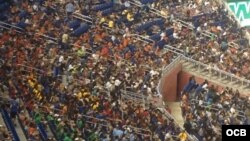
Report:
181,55,250,92
163,45,185,55
0,21,24,31
73,12,93,24
161,55,182,75
128,0,216,39
173,19,194,29
190,99,246,120
0,23,23,33
0,96,22,141
157,53,250,140
157,108,199,141
128,0,167,18
1,2,249,139
174,19,216,39
120,89,147,107
130,33,154,43
13,65,153,138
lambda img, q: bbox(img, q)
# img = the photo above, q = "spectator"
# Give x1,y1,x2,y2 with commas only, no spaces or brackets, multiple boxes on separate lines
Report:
178,130,188,141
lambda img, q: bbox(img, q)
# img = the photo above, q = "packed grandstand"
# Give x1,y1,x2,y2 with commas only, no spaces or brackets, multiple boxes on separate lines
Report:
0,0,250,141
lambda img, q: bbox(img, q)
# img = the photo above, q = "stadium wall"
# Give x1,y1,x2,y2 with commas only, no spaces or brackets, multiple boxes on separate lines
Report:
160,64,182,102
162,69,226,102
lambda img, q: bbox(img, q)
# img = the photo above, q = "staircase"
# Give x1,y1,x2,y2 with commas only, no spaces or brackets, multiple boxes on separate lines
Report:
167,102,184,127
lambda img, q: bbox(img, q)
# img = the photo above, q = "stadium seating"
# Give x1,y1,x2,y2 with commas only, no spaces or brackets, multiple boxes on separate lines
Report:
72,23,90,37
1,108,20,141
0,0,249,141
92,2,114,11
181,78,249,140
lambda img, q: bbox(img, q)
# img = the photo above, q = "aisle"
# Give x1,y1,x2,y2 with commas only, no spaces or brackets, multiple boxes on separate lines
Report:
167,102,184,127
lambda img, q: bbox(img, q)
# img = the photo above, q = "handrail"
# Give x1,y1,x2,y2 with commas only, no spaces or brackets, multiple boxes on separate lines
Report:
72,14,93,24
173,19,215,38
40,106,152,137
73,11,93,21
190,99,246,119
130,33,154,43
120,90,147,107
161,55,182,75
0,21,24,31
128,0,141,7
174,19,195,29
121,90,145,99
0,24,23,33
1,109,21,141
164,45,184,54
157,108,198,141
149,7,171,19
128,0,216,39
181,55,250,87
15,68,153,137
128,0,167,18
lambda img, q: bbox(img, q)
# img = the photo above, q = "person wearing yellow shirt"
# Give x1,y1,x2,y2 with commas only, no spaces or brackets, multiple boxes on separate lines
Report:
28,79,35,88
108,20,114,28
178,130,188,141
37,84,42,91
82,92,90,97
99,17,106,25
92,101,99,110
127,12,134,22
77,92,83,100
33,88,42,101
122,10,128,15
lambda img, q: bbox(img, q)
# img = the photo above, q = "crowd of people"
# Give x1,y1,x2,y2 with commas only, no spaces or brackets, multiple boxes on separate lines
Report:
181,76,250,141
0,0,183,141
0,0,250,141
134,0,250,79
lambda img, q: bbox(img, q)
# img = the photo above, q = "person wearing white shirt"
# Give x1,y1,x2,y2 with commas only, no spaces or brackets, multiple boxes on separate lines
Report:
115,79,121,87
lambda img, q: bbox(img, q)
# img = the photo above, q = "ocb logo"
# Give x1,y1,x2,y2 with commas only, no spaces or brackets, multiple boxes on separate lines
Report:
226,129,246,136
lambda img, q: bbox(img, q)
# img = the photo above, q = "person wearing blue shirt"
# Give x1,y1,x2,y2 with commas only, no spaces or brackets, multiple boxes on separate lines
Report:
10,98,19,126
112,127,123,139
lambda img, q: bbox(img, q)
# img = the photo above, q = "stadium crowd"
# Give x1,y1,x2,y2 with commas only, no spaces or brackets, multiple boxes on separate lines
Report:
0,0,249,141
181,76,250,141
0,0,180,141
